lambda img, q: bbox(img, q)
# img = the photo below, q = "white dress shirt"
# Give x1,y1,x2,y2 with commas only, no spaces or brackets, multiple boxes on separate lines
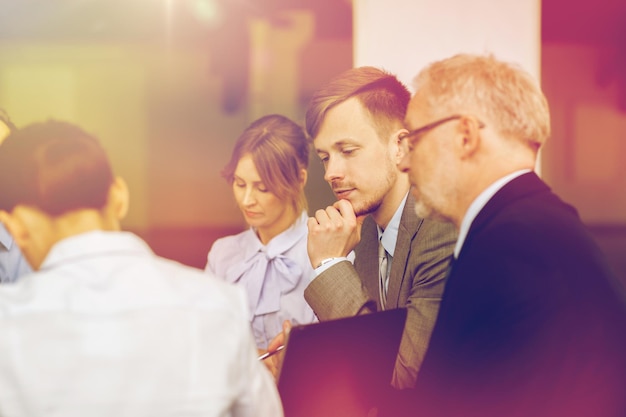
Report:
376,193,408,294
206,211,316,349
0,231,282,417
454,169,532,258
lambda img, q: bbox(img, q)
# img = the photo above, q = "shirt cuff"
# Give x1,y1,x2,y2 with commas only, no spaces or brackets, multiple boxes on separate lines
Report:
313,257,349,276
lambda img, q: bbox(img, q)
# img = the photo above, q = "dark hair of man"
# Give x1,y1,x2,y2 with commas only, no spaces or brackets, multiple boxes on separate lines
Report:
0,120,114,215
305,66,411,141
221,114,310,213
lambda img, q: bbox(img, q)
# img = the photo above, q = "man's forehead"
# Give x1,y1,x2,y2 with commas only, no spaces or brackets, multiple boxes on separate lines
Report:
313,138,355,153
313,102,382,151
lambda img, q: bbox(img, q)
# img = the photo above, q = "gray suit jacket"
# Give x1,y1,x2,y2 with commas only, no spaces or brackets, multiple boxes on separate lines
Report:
304,195,457,388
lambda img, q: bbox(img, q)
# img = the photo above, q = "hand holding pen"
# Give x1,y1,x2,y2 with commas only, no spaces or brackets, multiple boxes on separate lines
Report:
258,344,285,361
259,320,292,380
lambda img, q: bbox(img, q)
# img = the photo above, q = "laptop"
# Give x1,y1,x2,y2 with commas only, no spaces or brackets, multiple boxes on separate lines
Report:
277,308,407,417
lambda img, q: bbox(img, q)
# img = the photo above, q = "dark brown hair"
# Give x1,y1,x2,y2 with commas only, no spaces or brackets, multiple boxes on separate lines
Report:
0,120,114,215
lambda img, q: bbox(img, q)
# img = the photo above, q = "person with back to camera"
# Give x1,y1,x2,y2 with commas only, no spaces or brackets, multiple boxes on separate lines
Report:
0,120,282,417
0,108,31,283
206,114,316,353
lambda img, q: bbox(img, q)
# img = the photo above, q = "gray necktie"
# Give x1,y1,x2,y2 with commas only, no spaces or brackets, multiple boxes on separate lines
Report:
378,239,389,309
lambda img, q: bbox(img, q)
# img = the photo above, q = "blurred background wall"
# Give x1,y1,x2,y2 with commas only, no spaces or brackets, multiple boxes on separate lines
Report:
0,0,624,285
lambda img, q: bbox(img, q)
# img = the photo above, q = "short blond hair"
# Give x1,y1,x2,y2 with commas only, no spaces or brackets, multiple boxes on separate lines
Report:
413,54,551,150
305,66,410,142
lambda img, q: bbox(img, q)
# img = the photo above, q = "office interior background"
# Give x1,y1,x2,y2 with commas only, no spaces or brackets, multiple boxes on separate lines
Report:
0,0,624,286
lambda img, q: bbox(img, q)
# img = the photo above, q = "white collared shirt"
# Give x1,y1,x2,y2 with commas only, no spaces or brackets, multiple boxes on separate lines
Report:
454,170,532,259
0,231,282,417
377,193,409,292
377,193,408,258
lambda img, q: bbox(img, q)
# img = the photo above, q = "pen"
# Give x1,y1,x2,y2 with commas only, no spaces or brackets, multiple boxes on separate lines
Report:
258,345,285,361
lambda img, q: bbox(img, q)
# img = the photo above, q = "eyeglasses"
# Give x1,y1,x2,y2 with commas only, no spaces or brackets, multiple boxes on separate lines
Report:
399,114,485,152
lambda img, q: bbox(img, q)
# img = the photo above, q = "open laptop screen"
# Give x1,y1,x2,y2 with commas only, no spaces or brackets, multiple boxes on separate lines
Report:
277,308,407,417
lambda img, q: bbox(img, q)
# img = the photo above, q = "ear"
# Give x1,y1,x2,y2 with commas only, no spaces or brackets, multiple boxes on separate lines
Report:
0,123,11,144
457,116,482,159
107,177,130,221
390,128,409,164
299,168,308,188
0,210,28,248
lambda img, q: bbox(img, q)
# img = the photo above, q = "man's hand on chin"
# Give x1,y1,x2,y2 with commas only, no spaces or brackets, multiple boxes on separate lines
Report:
306,199,364,269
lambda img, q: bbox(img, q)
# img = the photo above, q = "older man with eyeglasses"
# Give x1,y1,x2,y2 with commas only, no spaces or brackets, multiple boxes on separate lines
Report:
392,53,626,417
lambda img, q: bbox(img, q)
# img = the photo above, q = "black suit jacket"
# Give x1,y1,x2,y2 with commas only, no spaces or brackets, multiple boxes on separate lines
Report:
397,172,626,417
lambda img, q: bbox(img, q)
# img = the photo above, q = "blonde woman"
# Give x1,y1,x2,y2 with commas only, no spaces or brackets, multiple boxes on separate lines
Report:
206,114,316,350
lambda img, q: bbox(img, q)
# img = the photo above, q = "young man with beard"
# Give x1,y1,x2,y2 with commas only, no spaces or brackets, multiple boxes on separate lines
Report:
301,67,457,389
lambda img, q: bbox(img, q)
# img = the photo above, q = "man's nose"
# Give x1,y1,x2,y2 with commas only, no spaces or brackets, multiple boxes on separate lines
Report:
323,156,344,184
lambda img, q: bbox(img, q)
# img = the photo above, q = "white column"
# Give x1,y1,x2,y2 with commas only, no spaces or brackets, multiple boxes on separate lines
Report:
353,0,541,88
353,0,542,172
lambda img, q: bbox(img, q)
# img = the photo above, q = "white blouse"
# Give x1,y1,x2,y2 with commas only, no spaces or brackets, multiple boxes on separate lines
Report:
206,211,317,348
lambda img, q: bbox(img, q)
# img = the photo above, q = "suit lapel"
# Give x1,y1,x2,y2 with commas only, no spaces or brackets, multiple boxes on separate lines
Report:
355,216,381,308
461,172,550,258
386,194,421,308
355,194,422,310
